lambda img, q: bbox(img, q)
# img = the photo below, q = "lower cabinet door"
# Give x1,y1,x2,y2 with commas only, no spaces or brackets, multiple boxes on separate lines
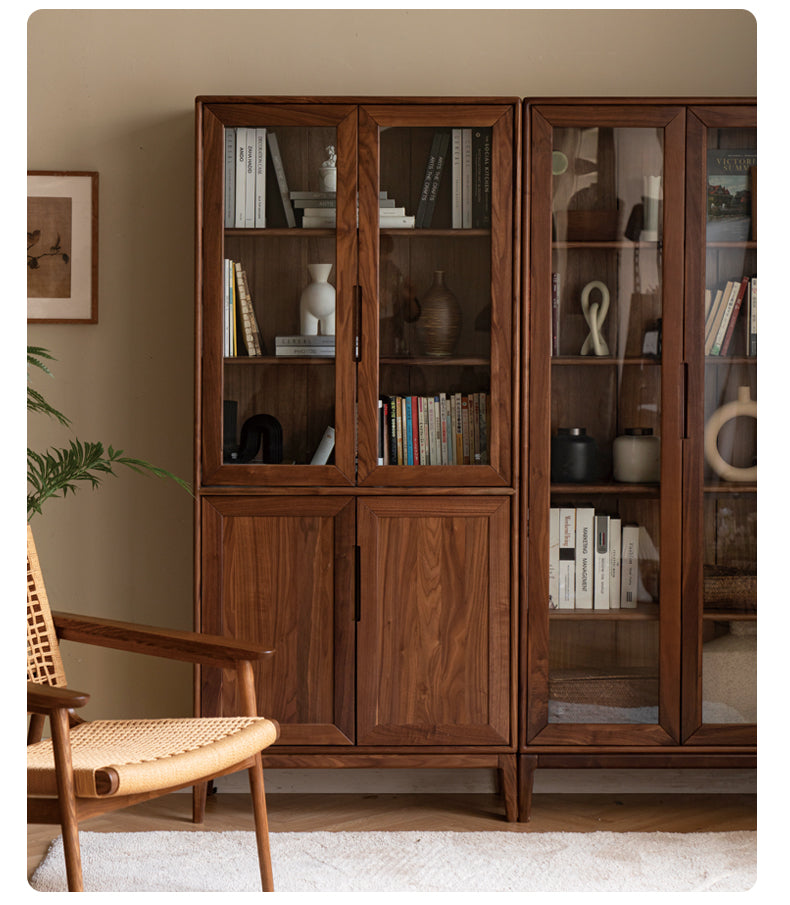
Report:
200,495,356,745
356,496,513,746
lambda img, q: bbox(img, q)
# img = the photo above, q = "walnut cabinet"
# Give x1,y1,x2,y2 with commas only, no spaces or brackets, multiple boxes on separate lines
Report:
520,99,756,819
194,97,521,820
195,96,756,823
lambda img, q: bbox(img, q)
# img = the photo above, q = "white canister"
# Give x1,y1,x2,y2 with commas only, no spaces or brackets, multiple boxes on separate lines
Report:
613,428,660,483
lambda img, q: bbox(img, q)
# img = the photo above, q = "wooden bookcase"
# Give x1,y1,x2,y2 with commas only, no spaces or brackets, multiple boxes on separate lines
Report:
520,99,756,819
195,96,756,823
194,97,521,820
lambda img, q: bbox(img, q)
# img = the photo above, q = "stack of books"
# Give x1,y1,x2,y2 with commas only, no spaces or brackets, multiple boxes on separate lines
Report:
549,509,649,611
293,191,415,229
704,275,756,356
275,335,334,358
223,259,263,357
379,393,488,466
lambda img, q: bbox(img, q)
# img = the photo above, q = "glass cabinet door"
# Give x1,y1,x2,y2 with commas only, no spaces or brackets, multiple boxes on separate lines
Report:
197,103,357,486
356,104,515,485
684,107,756,742
526,105,686,744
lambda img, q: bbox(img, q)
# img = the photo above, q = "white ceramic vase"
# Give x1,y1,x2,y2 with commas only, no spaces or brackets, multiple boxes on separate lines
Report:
300,263,336,336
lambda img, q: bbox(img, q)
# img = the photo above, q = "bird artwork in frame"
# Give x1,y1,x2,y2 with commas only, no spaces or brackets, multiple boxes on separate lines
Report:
28,171,98,323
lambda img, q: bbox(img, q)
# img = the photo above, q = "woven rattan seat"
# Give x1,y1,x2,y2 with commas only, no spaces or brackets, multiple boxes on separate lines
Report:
26,526,280,891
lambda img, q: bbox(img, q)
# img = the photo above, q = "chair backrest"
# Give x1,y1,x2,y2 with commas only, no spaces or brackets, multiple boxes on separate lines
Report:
27,525,67,688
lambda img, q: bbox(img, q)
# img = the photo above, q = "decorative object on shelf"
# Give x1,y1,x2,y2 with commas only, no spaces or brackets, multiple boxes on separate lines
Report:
641,175,662,241
28,171,98,323
318,145,337,192
551,427,597,483
310,426,336,465
300,263,336,336
551,150,568,176
703,565,756,612
415,270,461,357
704,385,757,482
233,414,283,464
613,428,660,483
641,319,662,358
579,280,610,356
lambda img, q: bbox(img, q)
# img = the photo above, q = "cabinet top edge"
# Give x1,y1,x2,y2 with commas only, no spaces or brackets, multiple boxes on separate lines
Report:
525,96,755,106
195,95,521,106
195,95,754,107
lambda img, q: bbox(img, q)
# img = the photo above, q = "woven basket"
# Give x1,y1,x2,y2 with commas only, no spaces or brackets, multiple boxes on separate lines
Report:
550,670,658,709
703,566,756,611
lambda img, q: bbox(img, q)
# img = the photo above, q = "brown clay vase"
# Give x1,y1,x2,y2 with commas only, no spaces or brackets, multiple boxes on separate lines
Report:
415,270,461,357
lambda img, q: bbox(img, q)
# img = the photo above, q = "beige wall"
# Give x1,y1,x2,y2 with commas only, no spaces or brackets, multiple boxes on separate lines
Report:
27,9,757,721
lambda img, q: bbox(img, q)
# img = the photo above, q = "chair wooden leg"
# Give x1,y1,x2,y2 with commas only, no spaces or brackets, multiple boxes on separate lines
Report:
50,708,83,891
192,781,208,824
248,754,274,891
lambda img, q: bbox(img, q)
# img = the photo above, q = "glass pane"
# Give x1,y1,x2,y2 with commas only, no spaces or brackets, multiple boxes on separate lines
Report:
222,124,338,466
547,126,664,723
701,126,757,724
378,126,492,466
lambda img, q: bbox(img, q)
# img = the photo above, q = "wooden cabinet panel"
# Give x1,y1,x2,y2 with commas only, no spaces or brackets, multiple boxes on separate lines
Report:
356,497,512,746
200,495,356,745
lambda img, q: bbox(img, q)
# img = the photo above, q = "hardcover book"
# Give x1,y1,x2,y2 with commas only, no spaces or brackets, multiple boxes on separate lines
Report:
706,149,756,241
558,508,576,609
575,508,594,610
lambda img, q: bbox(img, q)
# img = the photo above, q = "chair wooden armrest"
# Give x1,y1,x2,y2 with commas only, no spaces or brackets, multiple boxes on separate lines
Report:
51,611,274,669
28,681,90,715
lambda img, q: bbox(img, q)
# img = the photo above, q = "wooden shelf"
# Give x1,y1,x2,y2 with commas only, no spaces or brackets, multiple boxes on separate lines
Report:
550,602,659,621
551,482,660,496
551,356,661,366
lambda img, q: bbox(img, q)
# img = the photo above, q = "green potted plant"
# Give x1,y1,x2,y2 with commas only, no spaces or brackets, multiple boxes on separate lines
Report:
27,346,190,519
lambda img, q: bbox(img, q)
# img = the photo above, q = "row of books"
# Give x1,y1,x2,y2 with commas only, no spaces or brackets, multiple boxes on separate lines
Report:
224,127,295,228
549,508,642,611
295,190,416,229
704,275,756,357
223,259,263,357
415,128,492,229
379,393,489,466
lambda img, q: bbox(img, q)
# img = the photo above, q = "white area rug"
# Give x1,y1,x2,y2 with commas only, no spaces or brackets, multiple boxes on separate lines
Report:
30,829,756,892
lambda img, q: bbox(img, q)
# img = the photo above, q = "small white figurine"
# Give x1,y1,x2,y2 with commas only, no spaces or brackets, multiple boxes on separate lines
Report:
319,146,337,192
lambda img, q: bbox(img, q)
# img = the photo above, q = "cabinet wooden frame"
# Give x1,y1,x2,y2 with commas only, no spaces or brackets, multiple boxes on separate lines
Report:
194,97,520,819
356,103,519,487
195,101,359,488
524,102,686,748
681,103,757,747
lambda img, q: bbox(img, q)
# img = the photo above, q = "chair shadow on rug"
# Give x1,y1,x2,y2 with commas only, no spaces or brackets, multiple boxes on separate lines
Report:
26,526,280,892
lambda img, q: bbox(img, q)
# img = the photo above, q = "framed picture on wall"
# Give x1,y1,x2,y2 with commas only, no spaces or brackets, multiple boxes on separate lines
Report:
27,171,98,323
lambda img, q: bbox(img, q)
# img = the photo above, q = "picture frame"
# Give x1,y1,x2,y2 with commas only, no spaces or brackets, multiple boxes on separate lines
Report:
27,171,98,323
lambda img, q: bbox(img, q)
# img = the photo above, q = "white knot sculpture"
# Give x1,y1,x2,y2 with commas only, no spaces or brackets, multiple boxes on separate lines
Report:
579,280,610,356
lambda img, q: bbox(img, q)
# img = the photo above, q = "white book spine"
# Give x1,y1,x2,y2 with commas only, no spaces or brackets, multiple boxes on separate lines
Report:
575,508,594,609
235,129,247,228
609,518,621,609
594,514,610,610
620,525,640,608
548,508,560,610
558,508,576,609
254,128,266,228
224,129,236,228
244,129,256,228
